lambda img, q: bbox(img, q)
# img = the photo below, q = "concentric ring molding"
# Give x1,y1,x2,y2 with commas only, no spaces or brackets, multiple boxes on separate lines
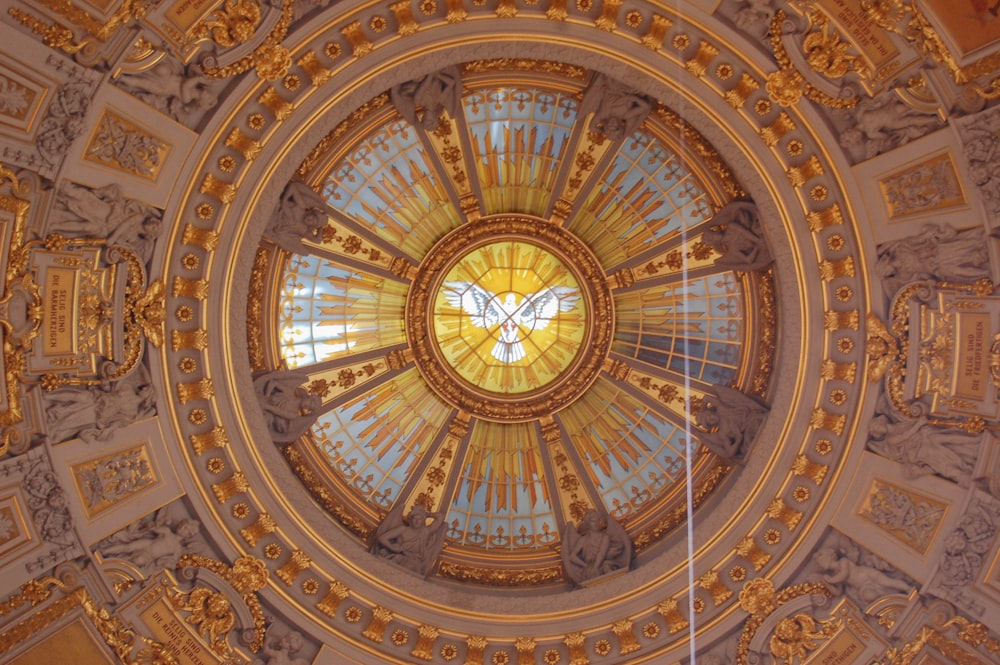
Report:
155,4,869,661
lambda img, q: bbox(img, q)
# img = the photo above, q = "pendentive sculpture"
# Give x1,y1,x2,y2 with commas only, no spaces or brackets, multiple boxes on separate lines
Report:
701,201,773,272
694,384,769,462
263,181,329,254
253,370,322,443
371,503,448,577
391,66,462,130
836,91,942,164
561,508,633,586
251,630,311,665
811,546,912,604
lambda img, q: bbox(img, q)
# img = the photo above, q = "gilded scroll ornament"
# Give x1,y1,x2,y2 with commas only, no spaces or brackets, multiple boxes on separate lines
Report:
6,8,85,55
201,0,296,80
736,579,834,665
176,554,268,653
863,0,1000,100
765,11,859,109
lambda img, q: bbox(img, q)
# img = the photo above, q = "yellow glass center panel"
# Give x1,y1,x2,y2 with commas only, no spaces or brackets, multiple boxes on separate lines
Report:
433,241,586,394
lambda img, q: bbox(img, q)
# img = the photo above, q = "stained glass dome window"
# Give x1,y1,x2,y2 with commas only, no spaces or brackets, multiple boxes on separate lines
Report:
261,64,774,585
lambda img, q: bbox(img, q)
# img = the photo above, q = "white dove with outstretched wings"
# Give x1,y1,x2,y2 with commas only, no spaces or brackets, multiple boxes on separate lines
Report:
443,282,580,363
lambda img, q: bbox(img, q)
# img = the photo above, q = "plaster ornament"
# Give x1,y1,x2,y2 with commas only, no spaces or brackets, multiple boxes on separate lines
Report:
729,0,779,39
391,66,462,130
263,181,329,255
41,365,157,444
694,384,769,462
116,57,220,128
875,222,991,295
867,413,983,487
100,515,201,575
937,497,997,589
35,80,91,169
837,91,942,164
253,370,322,443
560,509,633,586
811,546,911,604
24,458,75,551
48,181,163,263
701,201,773,272
251,630,310,665
371,503,448,577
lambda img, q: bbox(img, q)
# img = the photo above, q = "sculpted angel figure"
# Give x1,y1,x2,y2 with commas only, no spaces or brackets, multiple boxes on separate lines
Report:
837,92,942,163
443,282,579,363
694,384,769,462
701,201,772,272
561,509,632,586
264,181,329,254
117,57,220,128
371,503,448,576
391,66,462,130
578,73,652,141
253,370,322,443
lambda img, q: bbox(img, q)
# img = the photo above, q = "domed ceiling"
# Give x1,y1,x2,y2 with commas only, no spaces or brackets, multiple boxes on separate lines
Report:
0,0,999,664
252,68,776,584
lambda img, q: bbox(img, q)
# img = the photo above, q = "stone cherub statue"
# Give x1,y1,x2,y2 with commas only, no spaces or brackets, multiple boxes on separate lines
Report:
561,508,633,586
875,222,990,295
694,384,769,462
371,502,448,577
263,181,329,254
253,370,323,443
116,56,220,128
701,201,773,272
391,66,462,130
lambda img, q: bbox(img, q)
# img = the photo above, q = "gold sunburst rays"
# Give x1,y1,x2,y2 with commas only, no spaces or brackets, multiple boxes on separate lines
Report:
459,419,549,515
559,378,658,482
279,258,408,367
368,157,463,254
312,369,452,504
323,121,461,257
465,87,578,217
567,131,715,268
348,368,451,445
